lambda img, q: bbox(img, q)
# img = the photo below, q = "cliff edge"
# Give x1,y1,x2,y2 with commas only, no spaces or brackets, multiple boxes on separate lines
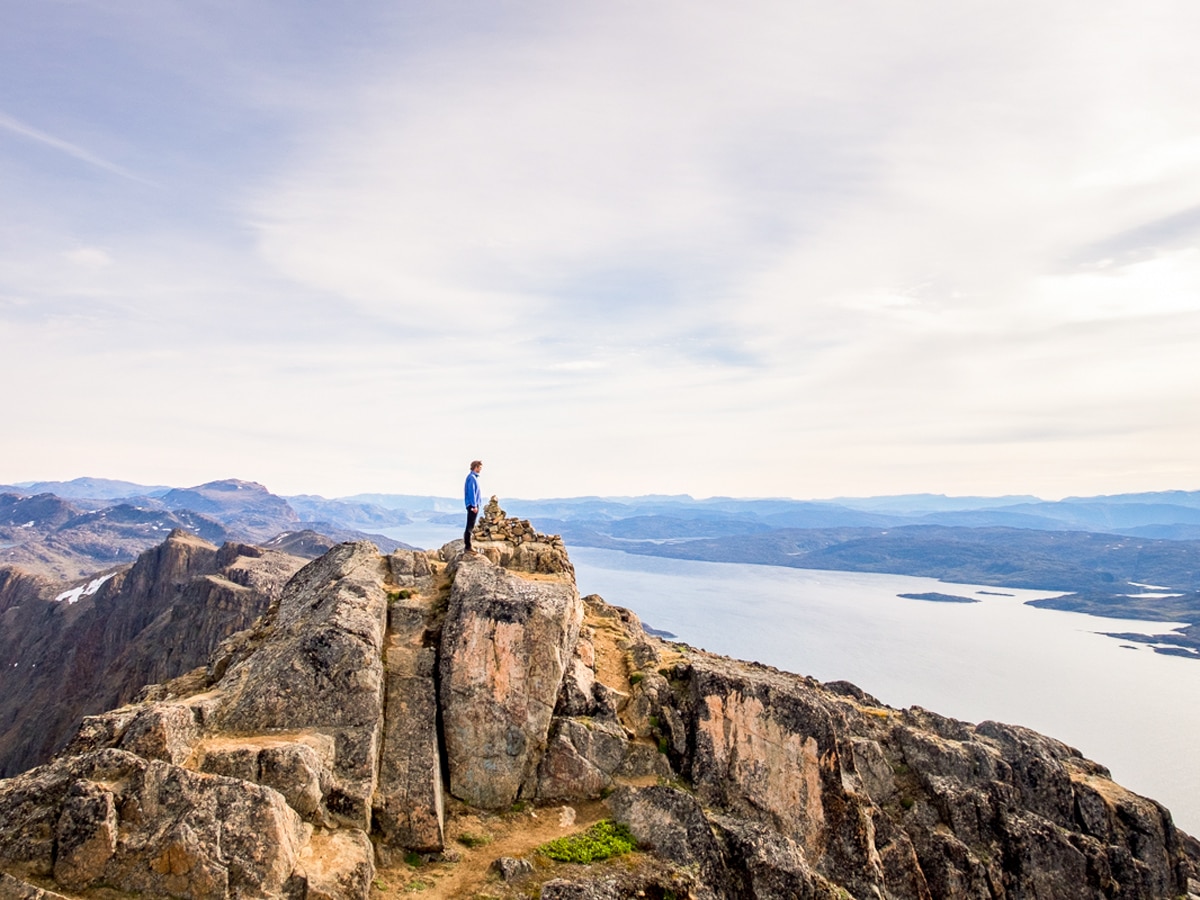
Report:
0,508,1196,899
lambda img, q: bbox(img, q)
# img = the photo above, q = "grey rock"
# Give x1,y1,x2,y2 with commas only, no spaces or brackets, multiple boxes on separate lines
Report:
214,541,389,827
0,872,74,899
711,814,846,900
387,549,433,588
52,781,118,891
608,785,729,899
557,657,597,717
374,597,445,851
540,879,624,900
259,740,331,819
536,718,670,803
539,864,701,900
0,749,306,898
439,556,582,807
491,856,534,881
115,703,201,765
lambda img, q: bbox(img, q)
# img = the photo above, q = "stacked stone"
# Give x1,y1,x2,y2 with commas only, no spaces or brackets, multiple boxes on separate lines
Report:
474,497,550,544
470,497,572,577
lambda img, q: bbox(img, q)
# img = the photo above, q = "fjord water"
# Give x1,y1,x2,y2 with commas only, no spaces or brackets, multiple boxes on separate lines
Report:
569,547,1200,837
383,522,1200,835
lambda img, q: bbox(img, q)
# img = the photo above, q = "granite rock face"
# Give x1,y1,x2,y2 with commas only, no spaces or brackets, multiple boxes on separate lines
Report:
0,540,404,899
0,748,307,898
439,554,583,807
374,589,444,852
213,540,390,828
1,530,1198,900
617,648,1200,899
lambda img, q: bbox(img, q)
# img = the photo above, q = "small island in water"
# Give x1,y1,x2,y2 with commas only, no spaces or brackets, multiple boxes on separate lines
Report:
898,591,981,604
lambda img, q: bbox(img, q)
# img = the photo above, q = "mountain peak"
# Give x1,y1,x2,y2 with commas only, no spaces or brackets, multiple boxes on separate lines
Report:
1,534,1195,899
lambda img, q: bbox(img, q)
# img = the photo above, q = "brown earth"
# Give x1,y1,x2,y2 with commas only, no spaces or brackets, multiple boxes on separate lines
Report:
372,799,614,900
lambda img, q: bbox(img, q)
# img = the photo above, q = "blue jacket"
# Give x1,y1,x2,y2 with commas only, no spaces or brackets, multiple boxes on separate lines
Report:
464,471,482,510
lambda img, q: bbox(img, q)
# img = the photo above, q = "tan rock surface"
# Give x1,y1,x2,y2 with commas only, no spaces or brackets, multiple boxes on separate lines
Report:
3,533,1198,900
439,555,582,808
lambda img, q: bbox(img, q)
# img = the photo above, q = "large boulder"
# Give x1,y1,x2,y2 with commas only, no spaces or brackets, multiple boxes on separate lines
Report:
536,718,669,802
608,785,730,900
0,749,306,899
439,555,582,807
212,541,389,827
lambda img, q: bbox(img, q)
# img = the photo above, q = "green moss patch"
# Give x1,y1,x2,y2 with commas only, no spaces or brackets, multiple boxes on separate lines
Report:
536,820,636,864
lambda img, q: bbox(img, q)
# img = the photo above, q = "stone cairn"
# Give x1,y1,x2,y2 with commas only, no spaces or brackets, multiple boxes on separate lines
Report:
470,496,573,577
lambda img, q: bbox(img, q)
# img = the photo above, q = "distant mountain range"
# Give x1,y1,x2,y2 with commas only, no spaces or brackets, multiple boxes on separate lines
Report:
0,478,410,580
9,478,1200,538
4,477,1200,658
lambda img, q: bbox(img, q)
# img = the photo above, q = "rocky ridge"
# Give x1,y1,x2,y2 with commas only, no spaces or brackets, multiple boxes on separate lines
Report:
0,531,309,777
0,481,407,582
0,502,1197,899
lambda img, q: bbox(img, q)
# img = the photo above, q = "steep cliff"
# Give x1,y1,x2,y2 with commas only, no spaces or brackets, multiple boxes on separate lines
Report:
0,512,1196,900
0,531,307,777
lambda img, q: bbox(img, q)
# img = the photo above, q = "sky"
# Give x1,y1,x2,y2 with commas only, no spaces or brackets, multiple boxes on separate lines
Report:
3,1,1200,501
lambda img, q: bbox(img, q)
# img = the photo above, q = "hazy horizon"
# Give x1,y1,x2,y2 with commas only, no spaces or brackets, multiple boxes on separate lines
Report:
6,472,1200,507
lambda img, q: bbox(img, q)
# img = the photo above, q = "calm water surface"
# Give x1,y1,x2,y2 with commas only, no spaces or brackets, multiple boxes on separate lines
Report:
381,522,1200,835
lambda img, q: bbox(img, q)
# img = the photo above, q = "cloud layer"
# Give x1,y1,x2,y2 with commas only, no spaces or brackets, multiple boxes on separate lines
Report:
3,1,1199,499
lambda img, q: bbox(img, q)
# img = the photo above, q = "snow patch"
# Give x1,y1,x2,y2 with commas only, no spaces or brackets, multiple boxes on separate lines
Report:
54,572,117,605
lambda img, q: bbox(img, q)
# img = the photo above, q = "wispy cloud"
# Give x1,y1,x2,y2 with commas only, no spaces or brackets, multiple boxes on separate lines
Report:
4,1,1200,499
0,110,153,185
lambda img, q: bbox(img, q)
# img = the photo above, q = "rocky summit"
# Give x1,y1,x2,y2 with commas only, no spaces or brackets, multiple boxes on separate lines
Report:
0,505,1198,899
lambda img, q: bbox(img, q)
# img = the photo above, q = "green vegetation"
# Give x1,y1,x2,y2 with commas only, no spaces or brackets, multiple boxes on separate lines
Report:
536,820,636,863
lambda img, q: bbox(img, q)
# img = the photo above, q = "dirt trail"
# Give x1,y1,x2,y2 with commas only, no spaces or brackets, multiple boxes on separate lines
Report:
371,799,609,899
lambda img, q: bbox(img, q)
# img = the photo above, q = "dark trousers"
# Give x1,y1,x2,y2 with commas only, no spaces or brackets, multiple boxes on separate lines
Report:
464,507,478,550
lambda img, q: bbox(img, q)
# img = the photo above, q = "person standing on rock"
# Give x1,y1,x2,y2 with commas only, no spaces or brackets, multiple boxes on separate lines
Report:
463,460,483,554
